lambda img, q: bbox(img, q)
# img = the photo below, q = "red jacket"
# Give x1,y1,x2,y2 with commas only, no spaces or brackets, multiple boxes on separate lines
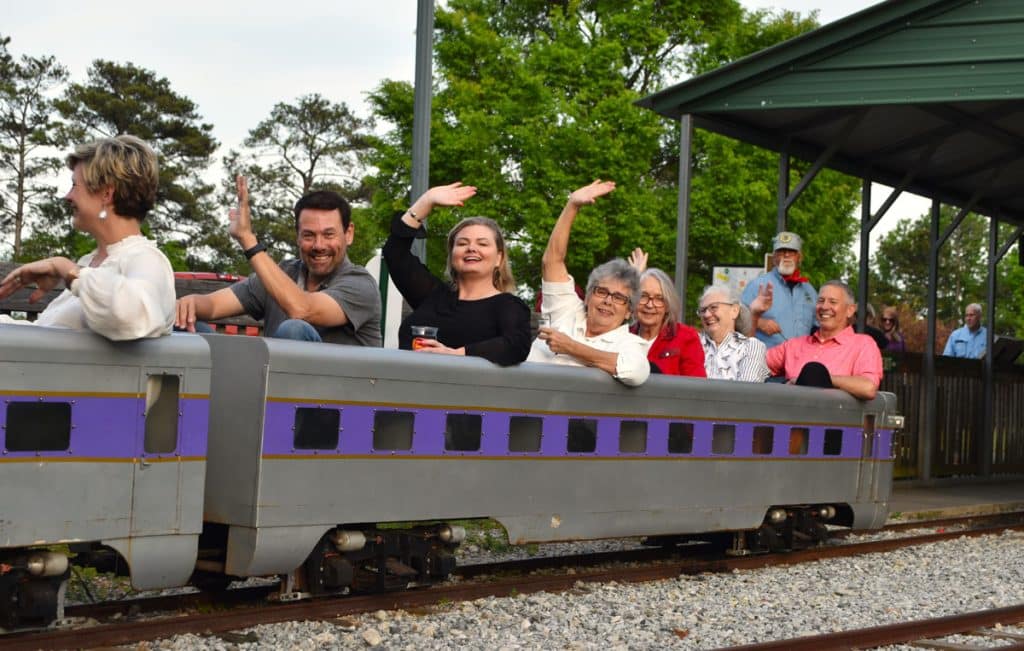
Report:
632,322,706,377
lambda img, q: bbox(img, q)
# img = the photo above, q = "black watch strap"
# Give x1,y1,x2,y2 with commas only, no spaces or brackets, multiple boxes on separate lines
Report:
243,242,266,260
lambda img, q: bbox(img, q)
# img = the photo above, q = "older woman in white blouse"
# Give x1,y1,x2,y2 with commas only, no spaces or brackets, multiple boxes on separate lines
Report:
698,285,770,382
0,136,174,340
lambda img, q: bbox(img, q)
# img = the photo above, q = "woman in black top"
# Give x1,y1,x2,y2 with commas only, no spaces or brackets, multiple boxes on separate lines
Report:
383,182,531,366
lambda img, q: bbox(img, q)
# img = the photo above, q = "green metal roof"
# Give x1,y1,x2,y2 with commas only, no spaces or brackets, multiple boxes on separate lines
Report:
638,0,1024,225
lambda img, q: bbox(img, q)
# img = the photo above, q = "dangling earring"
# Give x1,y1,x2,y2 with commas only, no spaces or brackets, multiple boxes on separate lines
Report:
98,208,108,220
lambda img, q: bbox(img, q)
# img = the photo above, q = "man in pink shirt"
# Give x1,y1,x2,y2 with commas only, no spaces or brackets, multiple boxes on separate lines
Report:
761,280,883,400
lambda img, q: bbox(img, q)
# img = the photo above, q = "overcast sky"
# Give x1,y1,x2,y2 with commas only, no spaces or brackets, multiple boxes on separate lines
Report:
2,0,927,233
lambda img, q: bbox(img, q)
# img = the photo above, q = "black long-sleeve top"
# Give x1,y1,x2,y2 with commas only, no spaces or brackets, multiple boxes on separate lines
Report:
382,214,532,366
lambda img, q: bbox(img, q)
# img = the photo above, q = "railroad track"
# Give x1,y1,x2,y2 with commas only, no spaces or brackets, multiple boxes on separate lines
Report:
717,603,1024,650
6,512,1024,650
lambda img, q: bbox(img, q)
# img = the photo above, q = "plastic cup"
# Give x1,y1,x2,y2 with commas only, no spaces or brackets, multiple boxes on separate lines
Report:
411,325,438,350
538,314,551,329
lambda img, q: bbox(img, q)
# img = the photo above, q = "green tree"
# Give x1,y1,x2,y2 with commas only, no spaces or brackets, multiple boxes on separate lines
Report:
0,37,68,260
219,94,378,271
53,60,218,267
365,0,860,312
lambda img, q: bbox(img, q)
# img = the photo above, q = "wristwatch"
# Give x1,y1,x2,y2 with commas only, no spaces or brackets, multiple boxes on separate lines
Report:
244,242,266,260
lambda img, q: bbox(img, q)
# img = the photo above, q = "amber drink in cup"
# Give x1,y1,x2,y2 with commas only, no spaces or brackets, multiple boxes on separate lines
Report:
411,325,438,350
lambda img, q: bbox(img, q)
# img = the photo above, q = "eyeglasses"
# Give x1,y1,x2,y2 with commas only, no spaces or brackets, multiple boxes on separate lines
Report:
640,292,666,307
592,286,630,306
881,317,896,323
697,301,734,316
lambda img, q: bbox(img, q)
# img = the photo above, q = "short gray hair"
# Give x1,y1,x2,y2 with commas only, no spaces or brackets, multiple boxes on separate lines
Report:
820,279,856,304
586,258,640,321
966,303,982,315
639,268,681,329
699,285,748,332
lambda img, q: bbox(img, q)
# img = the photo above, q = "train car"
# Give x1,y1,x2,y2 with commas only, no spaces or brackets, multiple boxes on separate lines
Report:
198,334,901,597
0,325,211,626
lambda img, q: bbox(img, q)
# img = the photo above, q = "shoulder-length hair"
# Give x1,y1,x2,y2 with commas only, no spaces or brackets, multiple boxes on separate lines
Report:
639,268,681,330
445,216,516,293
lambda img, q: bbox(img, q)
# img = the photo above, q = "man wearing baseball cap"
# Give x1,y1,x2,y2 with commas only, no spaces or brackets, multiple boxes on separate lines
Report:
741,231,817,349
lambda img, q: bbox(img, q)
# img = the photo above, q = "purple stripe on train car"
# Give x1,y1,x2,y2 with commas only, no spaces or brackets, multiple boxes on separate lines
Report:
261,401,892,461
1,396,208,459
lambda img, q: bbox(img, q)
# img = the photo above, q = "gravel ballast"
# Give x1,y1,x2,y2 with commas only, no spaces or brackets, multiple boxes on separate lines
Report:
145,529,1024,649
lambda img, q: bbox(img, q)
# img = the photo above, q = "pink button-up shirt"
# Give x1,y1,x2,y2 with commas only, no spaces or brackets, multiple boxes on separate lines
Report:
766,325,883,387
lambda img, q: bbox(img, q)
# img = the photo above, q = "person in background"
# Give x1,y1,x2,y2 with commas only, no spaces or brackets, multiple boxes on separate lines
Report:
528,180,649,386
626,248,704,377
742,231,817,348
175,176,381,346
383,182,531,366
762,280,883,400
0,135,174,340
943,303,987,358
698,285,769,382
880,305,906,353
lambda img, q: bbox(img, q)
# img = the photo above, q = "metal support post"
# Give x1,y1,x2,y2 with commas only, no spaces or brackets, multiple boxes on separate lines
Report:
675,115,694,311
410,0,434,263
921,199,940,481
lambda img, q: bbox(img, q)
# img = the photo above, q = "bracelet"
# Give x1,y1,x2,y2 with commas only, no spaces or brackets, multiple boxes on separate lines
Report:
243,242,266,260
408,209,423,224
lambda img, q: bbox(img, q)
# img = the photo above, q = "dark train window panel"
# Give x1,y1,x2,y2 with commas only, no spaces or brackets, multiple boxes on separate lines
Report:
823,428,844,456
862,414,876,457
145,374,180,454
619,420,647,453
373,411,414,451
752,425,774,455
567,418,597,453
508,416,542,452
5,402,71,452
711,424,735,455
789,427,809,456
445,414,482,452
667,422,694,454
293,407,340,450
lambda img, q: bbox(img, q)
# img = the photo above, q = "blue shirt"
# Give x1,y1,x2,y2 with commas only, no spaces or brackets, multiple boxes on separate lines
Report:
943,325,987,358
741,269,817,349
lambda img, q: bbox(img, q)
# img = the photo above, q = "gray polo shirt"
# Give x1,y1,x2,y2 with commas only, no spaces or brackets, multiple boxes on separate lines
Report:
231,257,382,346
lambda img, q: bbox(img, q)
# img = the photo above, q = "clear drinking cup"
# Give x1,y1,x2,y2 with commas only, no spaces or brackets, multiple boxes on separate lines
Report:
537,314,551,329
411,325,439,350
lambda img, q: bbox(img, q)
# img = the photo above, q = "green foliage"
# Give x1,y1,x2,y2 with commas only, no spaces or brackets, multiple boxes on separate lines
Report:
53,60,219,264
870,207,1023,337
365,0,860,314
0,35,68,259
218,94,376,271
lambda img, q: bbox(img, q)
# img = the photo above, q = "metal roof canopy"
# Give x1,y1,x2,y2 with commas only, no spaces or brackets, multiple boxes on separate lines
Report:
639,0,1024,227
638,0,1024,483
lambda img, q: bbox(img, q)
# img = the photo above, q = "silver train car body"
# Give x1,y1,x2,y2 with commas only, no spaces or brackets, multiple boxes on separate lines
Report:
201,334,899,586
0,325,210,624
0,326,900,621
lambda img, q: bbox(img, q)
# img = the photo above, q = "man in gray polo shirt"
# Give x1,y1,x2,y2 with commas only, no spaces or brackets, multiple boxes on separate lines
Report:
175,176,381,346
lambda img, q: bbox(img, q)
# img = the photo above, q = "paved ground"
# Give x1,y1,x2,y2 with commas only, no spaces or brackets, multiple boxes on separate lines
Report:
889,479,1024,520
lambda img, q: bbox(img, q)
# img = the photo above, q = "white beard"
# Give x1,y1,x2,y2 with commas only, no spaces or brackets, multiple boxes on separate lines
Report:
777,259,796,275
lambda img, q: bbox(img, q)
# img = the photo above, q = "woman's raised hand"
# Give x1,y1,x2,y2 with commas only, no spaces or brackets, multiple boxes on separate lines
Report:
568,179,616,207
424,182,477,209
628,247,648,273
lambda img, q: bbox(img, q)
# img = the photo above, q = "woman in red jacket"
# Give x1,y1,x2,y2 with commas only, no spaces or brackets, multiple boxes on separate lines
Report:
628,250,705,377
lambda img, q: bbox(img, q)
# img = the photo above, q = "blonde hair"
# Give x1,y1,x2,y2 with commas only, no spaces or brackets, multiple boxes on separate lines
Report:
445,216,517,293
66,135,159,220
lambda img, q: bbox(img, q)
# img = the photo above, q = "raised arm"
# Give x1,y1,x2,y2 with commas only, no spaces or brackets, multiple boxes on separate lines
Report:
542,180,616,283
383,182,477,307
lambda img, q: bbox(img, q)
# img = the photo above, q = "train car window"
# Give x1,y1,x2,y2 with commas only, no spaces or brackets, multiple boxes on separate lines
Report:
789,427,809,455
752,426,774,455
445,414,482,452
508,416,542,452
144,374,180,454
823,428,844,456
619,420,647,453
373,411,414,451
567,418,598,453
5,402,71,452
667,422,694,454
293,407,340,450
862,414,876,457
711,424,735,455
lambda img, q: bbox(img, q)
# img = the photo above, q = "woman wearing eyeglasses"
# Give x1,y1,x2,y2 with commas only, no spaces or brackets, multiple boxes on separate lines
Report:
880,306,906,353
527,180,650,386
625,251,705,377
698,285,770,382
